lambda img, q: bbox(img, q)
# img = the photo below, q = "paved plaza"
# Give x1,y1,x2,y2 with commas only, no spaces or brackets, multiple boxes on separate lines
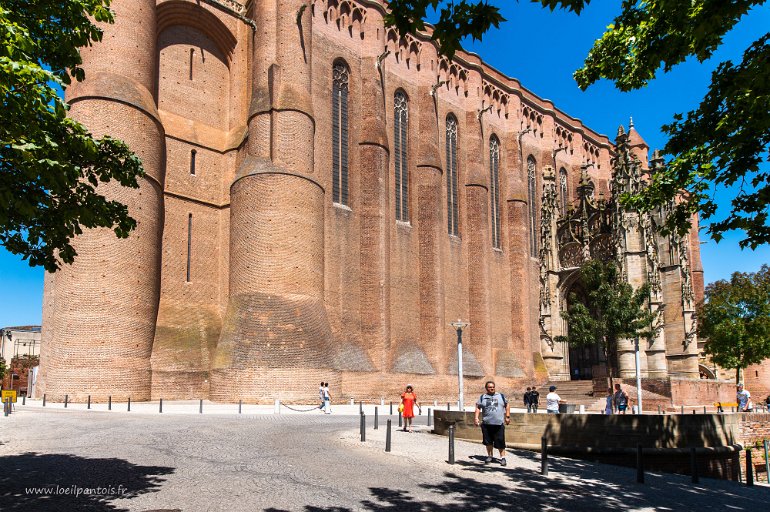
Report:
1,401,769,511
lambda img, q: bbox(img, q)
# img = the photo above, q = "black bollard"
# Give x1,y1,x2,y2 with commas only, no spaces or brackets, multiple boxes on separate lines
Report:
64,394,68,408
541,437,549,476
636,445,645,484
385,420,392,452
691,447,699,484
680,405,684,415
22,394,25,406
159,398,163,414
87,395,91,410
43,394,46,407
428,408,432,427
239,400,242,414
746,449,754,486
692,409,696,414
359,401,363,415
360,412,366,442
398,411,402,428
703,406,707,414
448,424,455,464
199,399,203,414
374,406,379,430
108,396,112,411
389,401,393,415
127,396,131,412
447,402,450,411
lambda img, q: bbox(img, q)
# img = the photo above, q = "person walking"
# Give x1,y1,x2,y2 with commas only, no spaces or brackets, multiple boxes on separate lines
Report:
524,387,532,413
604,387,614,415
474,381,510,466
322,382,332,414
529,386,540,413
765,395,770,413
613,383,629,414
400,385,420,432
319,381,325,411
737,383,753,412
545,385,564,414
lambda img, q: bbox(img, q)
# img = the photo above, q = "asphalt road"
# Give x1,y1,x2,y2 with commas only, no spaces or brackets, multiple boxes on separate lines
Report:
1,406,769,511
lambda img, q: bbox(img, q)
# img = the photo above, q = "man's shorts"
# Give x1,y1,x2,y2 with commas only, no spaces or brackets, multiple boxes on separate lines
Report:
618,404,627,412
480,423,506,449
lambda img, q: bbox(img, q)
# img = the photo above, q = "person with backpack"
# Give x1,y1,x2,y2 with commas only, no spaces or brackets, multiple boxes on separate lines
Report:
613,383,629,414
474,381,510,466
529,386,540,413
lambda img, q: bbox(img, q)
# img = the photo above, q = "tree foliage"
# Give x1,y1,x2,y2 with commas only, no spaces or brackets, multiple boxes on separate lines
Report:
384,0,769,248
555,260,657,378
0,0,144,271
0,356,5,384
700,265,770,383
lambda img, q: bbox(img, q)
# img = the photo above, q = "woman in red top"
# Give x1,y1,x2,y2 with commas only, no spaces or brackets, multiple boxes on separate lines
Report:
400,385,420,432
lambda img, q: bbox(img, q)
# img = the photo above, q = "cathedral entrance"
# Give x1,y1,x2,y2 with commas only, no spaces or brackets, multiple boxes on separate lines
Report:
563,282,608,380
569,343,605,380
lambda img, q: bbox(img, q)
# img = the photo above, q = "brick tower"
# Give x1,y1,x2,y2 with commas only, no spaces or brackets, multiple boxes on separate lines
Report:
38,0,164,401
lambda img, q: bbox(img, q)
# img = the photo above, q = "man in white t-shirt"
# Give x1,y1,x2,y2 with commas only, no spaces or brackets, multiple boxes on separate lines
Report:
546,385,564,414
737,383,753,412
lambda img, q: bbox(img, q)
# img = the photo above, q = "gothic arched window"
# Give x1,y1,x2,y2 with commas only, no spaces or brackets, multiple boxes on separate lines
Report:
394,91,409,221
446,114,459,236
490,135,501,249
559,167,568,215
527,156,538,256
332,61,350,206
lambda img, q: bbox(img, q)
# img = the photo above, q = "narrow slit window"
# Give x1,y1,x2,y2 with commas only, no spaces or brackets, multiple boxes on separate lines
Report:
489,135,501,249
446,114,459,236
559,167,568,215
394,91,409,221
527,156,538,257
189,49,195,80
332,62,350,206
190,149,197,176
186,213,192,282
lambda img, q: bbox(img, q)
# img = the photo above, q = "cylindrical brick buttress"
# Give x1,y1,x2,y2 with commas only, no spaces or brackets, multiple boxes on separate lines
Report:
38,0,164,402
210,0,339,401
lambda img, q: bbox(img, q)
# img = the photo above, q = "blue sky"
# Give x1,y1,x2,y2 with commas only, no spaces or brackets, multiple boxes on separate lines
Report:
0,0,768,328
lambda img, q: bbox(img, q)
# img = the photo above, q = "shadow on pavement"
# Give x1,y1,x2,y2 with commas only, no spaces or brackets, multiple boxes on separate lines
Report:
268,452,770,512
0,452,175,511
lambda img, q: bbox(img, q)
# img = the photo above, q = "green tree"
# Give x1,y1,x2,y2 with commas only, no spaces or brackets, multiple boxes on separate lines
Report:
1,0,144,272
700,265,770,384
385,0,769,248
0,356,6,385
555,260,657,379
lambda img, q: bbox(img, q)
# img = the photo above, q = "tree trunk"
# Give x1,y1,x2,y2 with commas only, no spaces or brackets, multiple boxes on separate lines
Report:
736,367,742,385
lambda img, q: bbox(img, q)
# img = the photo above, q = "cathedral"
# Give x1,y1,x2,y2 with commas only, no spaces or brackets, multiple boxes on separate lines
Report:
40,0,742,404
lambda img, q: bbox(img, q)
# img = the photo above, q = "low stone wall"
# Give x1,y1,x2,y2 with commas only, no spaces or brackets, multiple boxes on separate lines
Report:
434,411,770,481
591,376,739,411
434,411,741,448
737,414,770,483
669,378,736,407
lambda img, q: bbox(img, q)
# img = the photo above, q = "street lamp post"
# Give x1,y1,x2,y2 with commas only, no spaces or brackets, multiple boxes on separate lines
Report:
450,320,470,411
634,336,643,413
